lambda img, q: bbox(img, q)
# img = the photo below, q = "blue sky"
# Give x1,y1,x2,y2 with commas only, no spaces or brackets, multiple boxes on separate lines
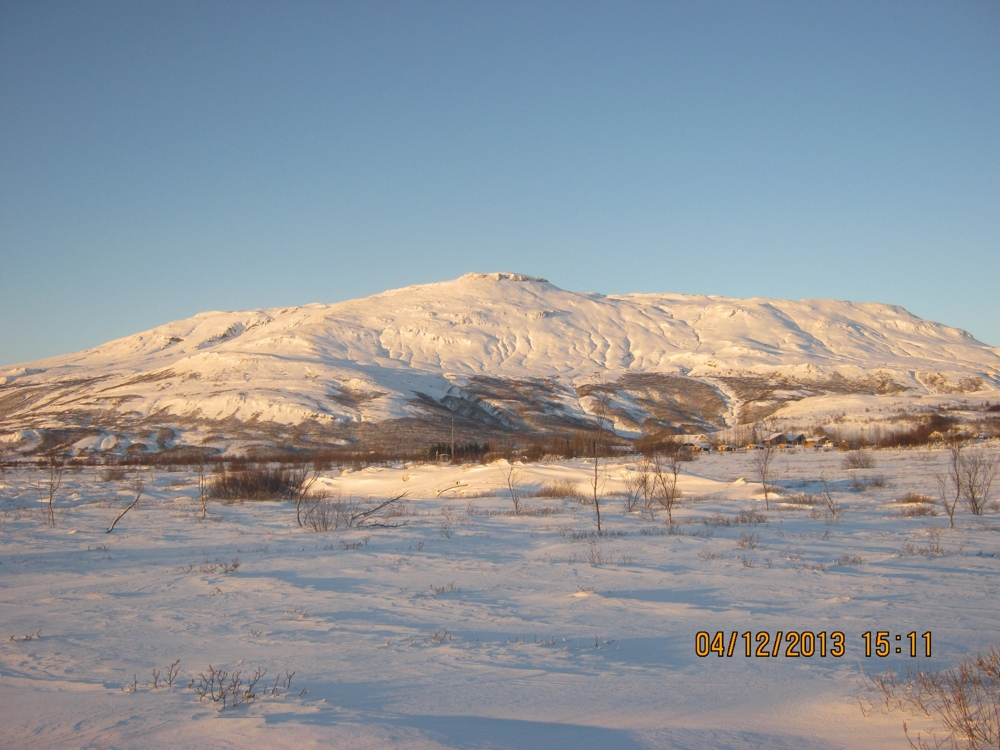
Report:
1,1,997,366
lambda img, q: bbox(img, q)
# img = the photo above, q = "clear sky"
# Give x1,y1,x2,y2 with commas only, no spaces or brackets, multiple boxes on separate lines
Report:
1,1,997,367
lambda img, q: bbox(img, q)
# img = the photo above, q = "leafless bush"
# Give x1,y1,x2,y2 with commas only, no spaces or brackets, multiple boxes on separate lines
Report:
100,466,127,482
899,493,935,504
737,531,759,549
836,554,866,565
786,492,823,506
698,549,724,560
737,509,768,524
587,539,610,565
425,628,453,645
303,493,407,531
849,473,888,491
533,480,583,500
8,629,41,642
899,541,949,557
209,464,316,504
843,449,877,470
149,658,183,689
860,643,1000,749
620,468,646,513
897,505,938,517
703,510,767,527
439,507,454,538
303,498,338,531
189,664,266,708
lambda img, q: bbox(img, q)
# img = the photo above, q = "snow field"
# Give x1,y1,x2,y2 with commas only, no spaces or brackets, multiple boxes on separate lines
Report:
1,447,998,749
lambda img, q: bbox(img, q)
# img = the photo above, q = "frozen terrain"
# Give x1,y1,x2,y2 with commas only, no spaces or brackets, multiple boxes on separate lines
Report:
2,446,999,749
2,273,999,456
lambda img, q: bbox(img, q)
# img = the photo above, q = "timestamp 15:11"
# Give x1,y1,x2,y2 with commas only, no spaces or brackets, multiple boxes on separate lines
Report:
862,631,931,657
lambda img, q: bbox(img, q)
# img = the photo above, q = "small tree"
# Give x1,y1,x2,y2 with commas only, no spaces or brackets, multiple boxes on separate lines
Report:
588,390,612,533
820,474,839,521
936,472,960,528
198,462,209,521
498,458,523,515
107,478,143,533
751,439,777,510
43,451,67,525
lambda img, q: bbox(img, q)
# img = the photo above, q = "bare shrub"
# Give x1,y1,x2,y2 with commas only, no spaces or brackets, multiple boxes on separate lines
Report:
100,466,127,482
533,480,582,500
736,531,759,549
703,510,767,527
698,549,724,560
587,539,610,565
868,473,890,488
303,493,407,531
842,449,877,470
439,506,453,538
190,664,266,708
860,643,1000,750
786,492,822,506
897,505,938,517
898,493,935,504
301,499,331,531
209,464,314,503
736,509,768,524
957,447,999,516
619,468,646,513
8,629,41,642
849,473,888,491
836,554,866,565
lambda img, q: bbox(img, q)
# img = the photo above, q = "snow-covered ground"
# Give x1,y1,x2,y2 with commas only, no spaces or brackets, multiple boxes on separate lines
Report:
2,447,998,749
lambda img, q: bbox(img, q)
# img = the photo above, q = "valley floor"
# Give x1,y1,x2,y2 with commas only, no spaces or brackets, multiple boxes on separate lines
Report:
1,447,998,749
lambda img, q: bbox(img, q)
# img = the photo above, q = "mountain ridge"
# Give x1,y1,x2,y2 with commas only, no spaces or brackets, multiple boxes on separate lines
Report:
2,273,997,456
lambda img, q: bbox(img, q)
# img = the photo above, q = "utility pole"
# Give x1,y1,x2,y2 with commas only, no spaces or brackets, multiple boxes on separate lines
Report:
451,416,456,463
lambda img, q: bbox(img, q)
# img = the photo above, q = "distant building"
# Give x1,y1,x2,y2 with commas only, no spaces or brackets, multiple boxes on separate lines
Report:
764,432,806,447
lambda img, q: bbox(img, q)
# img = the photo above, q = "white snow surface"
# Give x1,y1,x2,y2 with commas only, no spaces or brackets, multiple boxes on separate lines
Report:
2,273,998,432
2,447,999,748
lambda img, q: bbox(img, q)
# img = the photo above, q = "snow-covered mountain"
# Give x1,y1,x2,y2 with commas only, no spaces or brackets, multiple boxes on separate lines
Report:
2,272,998,456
